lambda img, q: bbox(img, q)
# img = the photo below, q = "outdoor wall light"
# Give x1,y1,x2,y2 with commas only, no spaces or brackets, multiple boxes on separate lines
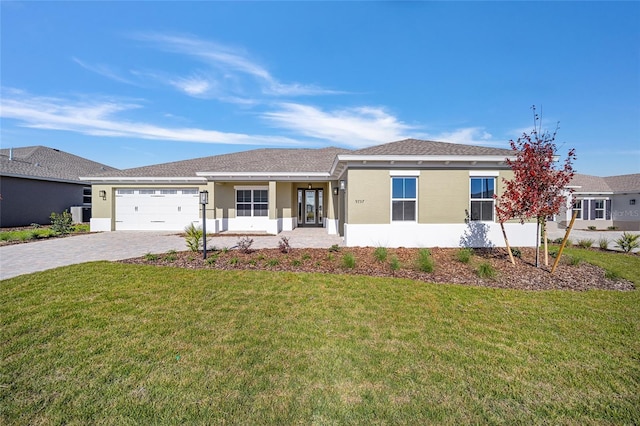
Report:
333,187,339,196
308,183,312,189
631,199,636,206
339,180,346,190
99,190,107,200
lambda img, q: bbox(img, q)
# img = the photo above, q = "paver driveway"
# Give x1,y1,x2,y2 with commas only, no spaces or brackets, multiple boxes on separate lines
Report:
0,229,343,280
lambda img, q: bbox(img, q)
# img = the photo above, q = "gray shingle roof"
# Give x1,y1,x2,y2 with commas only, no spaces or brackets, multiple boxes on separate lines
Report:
0,146,118,183
92,147,351,178
570,173,640,193
351,139,513,156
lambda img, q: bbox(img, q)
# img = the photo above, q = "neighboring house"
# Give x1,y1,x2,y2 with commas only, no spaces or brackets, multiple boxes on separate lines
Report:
0,146,118,227
558,173,640,231
84,139,538,248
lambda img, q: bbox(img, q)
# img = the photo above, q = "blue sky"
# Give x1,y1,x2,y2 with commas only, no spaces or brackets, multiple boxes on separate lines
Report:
1,1,638,176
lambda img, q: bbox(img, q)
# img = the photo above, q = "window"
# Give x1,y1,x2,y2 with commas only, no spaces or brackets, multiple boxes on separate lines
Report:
470,177,495,221
572,200,582,219
139,189,156,195
392,177,416,221
594,199,605,219
236,189,268,217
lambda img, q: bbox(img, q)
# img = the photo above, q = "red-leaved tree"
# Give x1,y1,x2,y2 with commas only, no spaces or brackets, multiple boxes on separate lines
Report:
496,107,576,267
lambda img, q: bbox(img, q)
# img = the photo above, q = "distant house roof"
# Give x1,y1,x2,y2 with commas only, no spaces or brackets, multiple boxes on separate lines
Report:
0,146,118,184
351,139,513,156
570,173,640,194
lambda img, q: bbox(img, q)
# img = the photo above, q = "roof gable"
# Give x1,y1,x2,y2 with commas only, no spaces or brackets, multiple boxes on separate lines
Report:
351,139,513,156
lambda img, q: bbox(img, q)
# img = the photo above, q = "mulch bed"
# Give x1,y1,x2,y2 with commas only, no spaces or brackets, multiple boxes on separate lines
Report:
120,246,635,291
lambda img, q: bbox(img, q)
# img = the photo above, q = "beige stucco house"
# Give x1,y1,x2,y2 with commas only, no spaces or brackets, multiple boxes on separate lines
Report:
83,139,538,247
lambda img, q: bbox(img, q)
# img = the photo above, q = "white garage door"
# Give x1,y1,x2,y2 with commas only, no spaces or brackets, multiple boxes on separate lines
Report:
115,188,200,231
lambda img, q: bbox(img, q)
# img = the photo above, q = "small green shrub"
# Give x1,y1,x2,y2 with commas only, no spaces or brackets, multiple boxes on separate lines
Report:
206,256,217,266
477,262,497,279
577,239,595,249
342,252,356,269
164,250,178,262
329,244,341,252
548,248,559,258
266,259,280,267
598,237,609,250
50,210,73,235
144,252,159,261
605,270,621,281
615,232,640,253
587,226,597,231
326,253,334,262
229,257,239,266
184,223,204,252
374,246,388,262
302,253,311,261
30,223,42,228
73,223,90,233
456,248,473,264
552,237,564,244
510,247,522,259
416,248,434,273
566,255,582,266
291,259,302,267
607,226,619,231
389,256,400,272
237,237,254,254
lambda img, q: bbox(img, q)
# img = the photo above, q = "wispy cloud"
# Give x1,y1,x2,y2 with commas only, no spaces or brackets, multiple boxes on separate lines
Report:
0,89,302,146
262,103,416,148
129,32,344,99
423,127,502,147
72,57,135,85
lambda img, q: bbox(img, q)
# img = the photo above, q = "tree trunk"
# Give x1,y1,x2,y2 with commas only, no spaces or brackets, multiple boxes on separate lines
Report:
543,219,549,267
500,221,515,265
535,218,540,268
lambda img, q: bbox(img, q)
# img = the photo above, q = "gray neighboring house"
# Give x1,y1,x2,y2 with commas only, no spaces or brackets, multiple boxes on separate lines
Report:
0,146,118,227
558,173,640,231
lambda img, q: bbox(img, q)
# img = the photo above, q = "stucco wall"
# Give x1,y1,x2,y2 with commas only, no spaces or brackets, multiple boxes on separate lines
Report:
346,169,390,224
420,170,468,223
612,194,640,230
1,176,88,227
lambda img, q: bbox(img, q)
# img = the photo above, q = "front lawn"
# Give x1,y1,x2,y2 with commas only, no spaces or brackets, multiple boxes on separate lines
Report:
2,263,639,424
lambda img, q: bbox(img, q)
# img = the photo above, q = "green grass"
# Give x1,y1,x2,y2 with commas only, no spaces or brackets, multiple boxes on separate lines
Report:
2,263,639,424
555,246,640,285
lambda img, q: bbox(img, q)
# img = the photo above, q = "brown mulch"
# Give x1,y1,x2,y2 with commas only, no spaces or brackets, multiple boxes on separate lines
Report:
119,246,635,291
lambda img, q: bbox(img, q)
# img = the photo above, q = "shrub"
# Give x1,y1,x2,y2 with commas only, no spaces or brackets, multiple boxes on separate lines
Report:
144,252,159,261
598,237,609,250
229,257,239,265
416,249,434,273
206,256,217,266
548,248,559,258
342,252,356,269
50,210,73,235
278,236,291,253
328,244,341,252
73,223,90,233
164,250,177,262
184,223,204,252
389,255,400,272
291,259,302,267
615,232,640,253
374,246,388,262
302,253,311,261
477,262,497,279
456,248,473,263
587,226,597,231
266,259,280,267
566,255,582,266
607,226,619,231
510,247,522,259
577,239,595,249
605,270,621,281
237,237,254,254
552,237,564,244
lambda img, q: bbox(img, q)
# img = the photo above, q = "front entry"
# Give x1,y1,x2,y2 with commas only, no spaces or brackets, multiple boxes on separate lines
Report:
298,188,324,227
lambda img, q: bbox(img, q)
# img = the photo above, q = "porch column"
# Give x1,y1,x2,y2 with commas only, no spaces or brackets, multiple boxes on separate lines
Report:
269,181,277,220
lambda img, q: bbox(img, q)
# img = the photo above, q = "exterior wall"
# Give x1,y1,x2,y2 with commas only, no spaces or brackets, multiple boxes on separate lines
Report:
346,169,390,224
611,193,640,231
344,222,537,248
421,170,468,223
0,176,87,227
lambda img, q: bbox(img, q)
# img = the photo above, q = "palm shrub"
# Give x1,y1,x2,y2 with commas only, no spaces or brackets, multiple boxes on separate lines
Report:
456,248,473,264
577,239,594,249
374,246,388,262
598,237,609,250
615,232,640,253
184,223,204,252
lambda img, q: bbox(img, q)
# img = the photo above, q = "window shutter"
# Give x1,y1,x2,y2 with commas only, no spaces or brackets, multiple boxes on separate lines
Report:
590,200,597,221
583,200,590,220
606,200,612,220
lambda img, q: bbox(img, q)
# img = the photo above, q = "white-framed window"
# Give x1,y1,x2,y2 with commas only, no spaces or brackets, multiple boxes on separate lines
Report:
572,200,582,219
470,177,495,221
139,189,156,195
236,188,268,217
116,189,134,195
391,177,417,221
594,199,605,219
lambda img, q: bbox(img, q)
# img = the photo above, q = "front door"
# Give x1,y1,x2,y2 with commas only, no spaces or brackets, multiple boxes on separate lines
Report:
298,188,323,227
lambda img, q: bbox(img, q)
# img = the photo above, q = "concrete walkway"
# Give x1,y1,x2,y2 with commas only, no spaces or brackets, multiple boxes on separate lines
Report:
0,228,343,280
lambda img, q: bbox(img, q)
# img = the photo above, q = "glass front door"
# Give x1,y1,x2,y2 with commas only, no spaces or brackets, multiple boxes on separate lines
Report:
298,188,323,226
